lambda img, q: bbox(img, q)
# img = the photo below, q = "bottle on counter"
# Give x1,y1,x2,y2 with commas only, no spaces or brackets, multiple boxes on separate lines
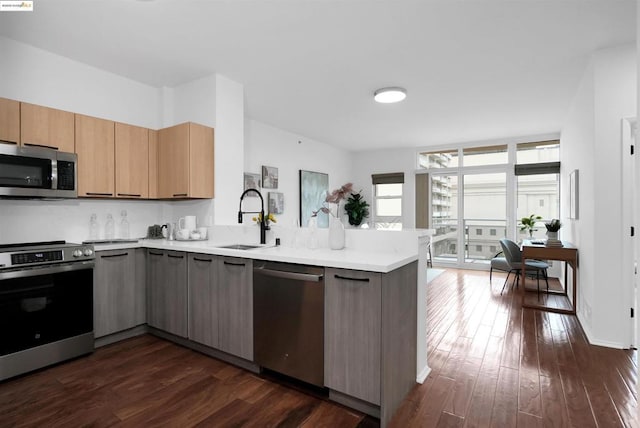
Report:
119,210,130,239
89,213,100,240
105,213,115,240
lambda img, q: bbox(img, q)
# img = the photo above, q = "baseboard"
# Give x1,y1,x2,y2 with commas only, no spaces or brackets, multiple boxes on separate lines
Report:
94,325,148,348
416,365,431,384
577,313,627,349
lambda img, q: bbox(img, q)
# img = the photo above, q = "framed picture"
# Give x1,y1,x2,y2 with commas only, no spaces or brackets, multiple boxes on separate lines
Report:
268,192,284,214
262,165,279,189
299,170,329,228
243,173,261,194
569,169,579,219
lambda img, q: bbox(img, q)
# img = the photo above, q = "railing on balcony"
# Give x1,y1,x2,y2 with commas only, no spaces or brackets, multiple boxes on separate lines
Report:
431,218,552,264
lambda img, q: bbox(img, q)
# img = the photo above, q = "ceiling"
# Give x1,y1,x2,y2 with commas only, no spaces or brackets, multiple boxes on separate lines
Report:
0,1,635,152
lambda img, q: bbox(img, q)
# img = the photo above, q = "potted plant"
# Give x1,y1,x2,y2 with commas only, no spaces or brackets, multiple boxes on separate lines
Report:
344,191,370,226
520,214,542,237
545,219,562,241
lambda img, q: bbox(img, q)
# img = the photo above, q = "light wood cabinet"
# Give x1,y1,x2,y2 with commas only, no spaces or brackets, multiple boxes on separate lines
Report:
148,129,159,199
157,122,214,199
147,250,188,338
0,97,20,144
94,249,137,338
187,253,219,347
115,122,149,199
217,256,253,360
325,262,418,426
20,102,74,152
75,114,115,197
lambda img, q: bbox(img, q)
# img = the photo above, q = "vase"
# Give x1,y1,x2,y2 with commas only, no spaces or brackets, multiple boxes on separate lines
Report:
546,231,558,240
328,215,345,250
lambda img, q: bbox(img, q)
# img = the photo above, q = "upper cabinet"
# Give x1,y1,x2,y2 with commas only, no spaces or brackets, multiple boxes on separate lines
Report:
75,114,115,198
148,129,159,199
158,122,214,199
115,122,149,199
20,102,75,152
0,98,20,144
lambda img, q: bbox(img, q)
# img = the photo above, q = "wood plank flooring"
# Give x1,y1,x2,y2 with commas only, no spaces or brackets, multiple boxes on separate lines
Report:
0,269,636,427
390,269,638,427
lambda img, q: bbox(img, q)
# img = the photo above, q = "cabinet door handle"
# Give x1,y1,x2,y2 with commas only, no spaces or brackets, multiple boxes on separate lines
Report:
168,254,184,259
85,192,114,196
334,274,370,282
24,143,59,150
223,261,245,266
149,251,163,256
173,193,188,197
0,140,18,145
100,252,129,258
193,257,213,263
117,193,142,197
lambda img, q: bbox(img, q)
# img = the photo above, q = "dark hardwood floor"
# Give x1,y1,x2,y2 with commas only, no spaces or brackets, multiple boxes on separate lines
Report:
0,269,636,427
391,269,637,427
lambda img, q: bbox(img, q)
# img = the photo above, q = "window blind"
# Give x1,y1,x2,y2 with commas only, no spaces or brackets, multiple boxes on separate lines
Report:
372,172,405,184
514,161,560,176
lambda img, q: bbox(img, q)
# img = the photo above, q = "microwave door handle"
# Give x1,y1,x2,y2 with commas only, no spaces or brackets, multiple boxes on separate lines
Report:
51,159,58,190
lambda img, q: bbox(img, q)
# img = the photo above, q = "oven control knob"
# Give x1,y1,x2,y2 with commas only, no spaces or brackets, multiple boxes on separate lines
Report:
83,248,93,257
73,249,83,257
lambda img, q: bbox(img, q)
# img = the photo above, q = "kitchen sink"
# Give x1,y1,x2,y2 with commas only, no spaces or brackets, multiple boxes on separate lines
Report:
216,244,262,250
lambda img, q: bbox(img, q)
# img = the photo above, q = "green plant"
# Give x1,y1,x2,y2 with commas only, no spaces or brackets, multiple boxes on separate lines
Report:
520,214,542,237
545,219,562,232
344,191,370,226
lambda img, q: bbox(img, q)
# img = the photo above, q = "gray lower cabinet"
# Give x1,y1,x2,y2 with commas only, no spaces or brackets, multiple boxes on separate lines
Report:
217,256,253,360
187,253,218,347
94,249,140,338
147,249,188,338
325,262,418,427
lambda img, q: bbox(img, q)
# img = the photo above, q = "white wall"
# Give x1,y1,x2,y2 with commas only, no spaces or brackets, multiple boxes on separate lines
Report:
561,44,636,347
351,148,418,228
243,119,352,228
0,36,168,244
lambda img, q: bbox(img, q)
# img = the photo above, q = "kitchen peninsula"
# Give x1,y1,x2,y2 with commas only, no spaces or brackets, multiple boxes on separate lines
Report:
92,232,427,428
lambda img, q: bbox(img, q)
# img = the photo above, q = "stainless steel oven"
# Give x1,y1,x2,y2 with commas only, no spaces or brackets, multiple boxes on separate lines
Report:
0,145,77,198
0,241,95,381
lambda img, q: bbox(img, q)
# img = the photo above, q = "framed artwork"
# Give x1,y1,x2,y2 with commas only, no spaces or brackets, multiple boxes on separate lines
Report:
262,165,279,189
569,169,579,219
268,192,284,214
299,170,329,228
243,173,261,194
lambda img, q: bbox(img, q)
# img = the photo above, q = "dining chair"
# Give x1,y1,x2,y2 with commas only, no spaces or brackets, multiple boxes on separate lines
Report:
499,238,549,297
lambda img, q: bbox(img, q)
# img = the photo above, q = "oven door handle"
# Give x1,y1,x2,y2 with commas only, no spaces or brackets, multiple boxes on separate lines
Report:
0,261,95,280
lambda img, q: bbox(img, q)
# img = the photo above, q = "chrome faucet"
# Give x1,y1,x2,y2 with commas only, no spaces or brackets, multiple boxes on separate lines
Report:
238,188,266,244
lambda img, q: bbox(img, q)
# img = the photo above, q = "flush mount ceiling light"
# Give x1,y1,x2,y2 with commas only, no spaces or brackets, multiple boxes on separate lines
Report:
374,87,407,103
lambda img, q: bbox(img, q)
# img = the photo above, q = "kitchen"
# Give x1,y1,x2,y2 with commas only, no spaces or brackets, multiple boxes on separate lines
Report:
0,1,637,427
0,2,431,425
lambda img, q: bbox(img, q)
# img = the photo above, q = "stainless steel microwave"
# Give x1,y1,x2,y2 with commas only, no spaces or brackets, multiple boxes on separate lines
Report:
0,145,77,198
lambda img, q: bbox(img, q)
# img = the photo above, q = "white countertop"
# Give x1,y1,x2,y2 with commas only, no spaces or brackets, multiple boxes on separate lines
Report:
93,239,418,273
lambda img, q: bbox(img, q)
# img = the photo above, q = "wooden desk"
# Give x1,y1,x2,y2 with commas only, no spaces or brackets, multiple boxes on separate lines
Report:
521,240,578,315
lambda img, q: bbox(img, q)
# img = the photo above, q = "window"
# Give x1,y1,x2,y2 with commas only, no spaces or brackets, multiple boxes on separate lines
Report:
476,228,482,236
418,149,458,169
463,145,508,166
490,229,496,236
372,173,404,230
539,199,544,207
490,245,497,253
475,245,482,252
516,140,559,164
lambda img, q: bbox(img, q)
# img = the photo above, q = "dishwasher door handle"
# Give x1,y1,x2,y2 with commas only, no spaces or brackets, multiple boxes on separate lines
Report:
255,268,323,282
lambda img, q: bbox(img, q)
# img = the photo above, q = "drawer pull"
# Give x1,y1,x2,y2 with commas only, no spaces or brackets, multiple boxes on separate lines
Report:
100,252,128,258
224,261,245,266
149,251,163,256
117,193,142,197
173,193,188,197
85,192,113,196
168,254,184,259
193,257,213,263
24,143,59,150
334,274,370,282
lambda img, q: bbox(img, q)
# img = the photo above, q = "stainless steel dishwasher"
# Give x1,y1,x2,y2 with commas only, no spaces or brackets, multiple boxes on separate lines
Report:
253,261,324,387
